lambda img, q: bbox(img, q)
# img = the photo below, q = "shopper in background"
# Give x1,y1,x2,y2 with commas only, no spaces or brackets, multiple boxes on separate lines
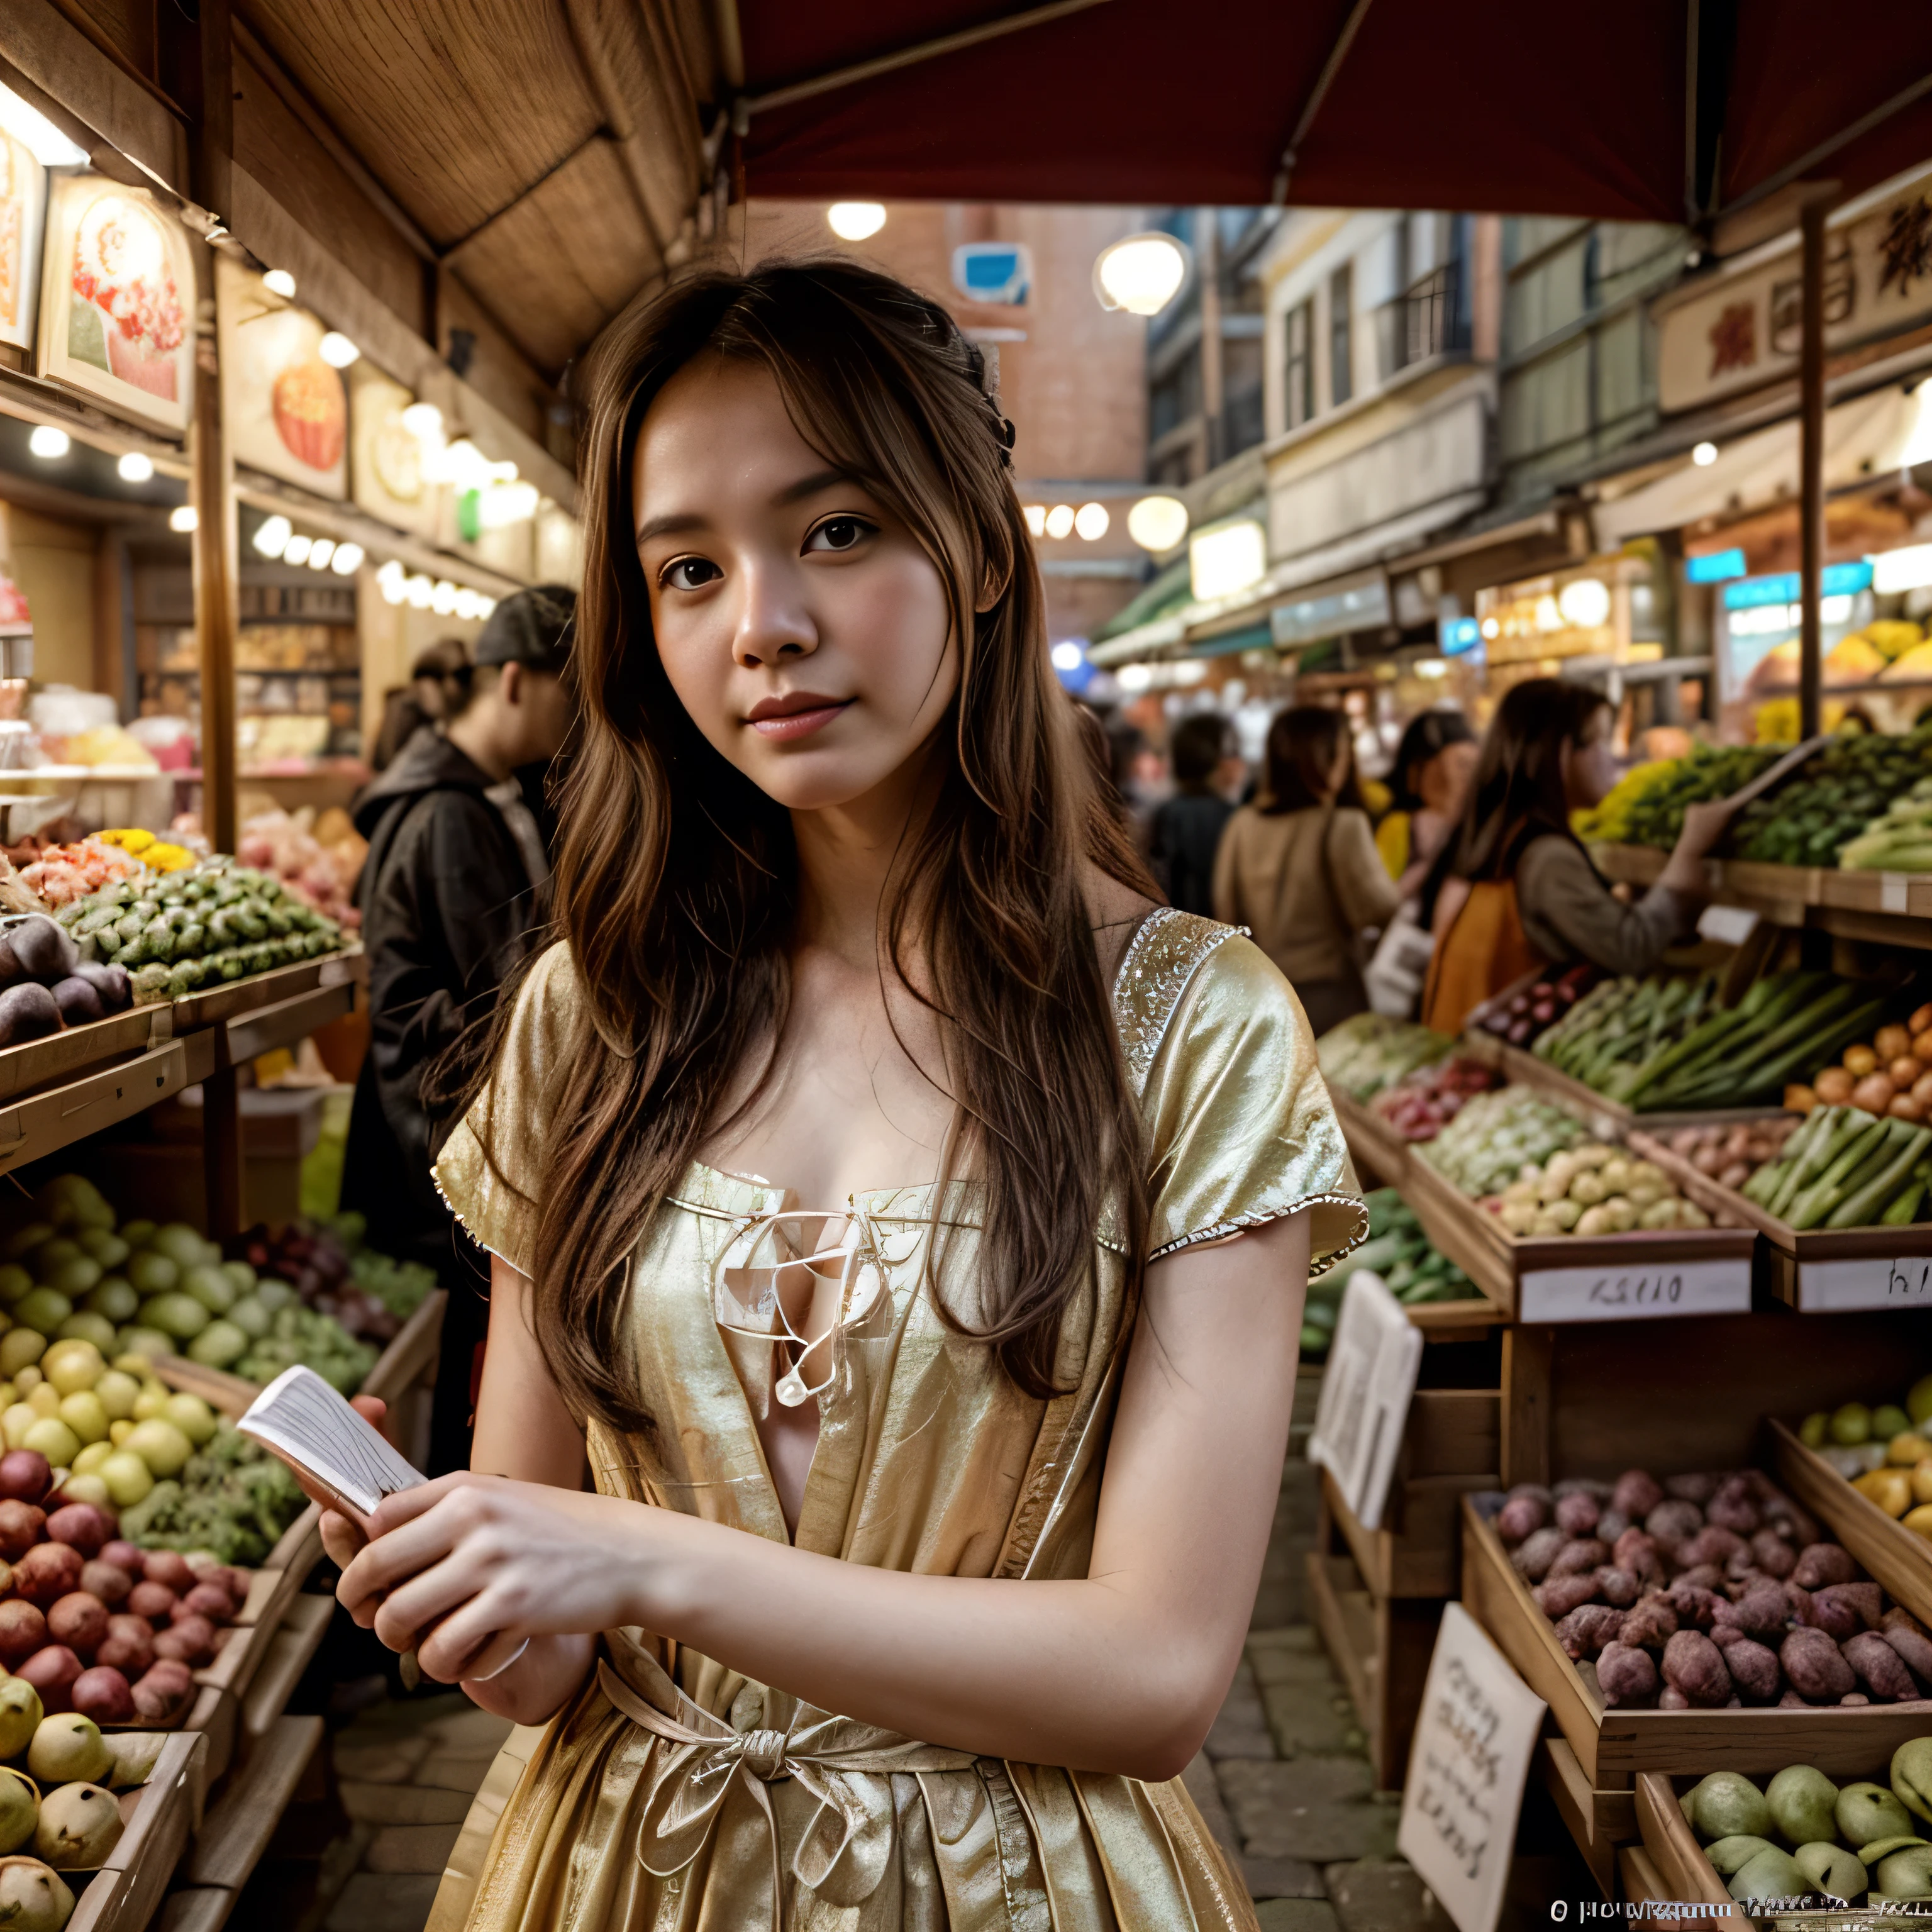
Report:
370,636,470,772
1213,704,1401,1034
1421,677,1731,1035
1150,711,1236,916
1377,708,1477,884
342,584,577,1476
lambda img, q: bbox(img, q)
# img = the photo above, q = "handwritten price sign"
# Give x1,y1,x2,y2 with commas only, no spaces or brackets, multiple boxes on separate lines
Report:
1797,1255,1932,1312
1516,1258,1752,1324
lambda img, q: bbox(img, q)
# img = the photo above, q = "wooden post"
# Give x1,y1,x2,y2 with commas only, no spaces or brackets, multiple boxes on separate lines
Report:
1797,193,1828,742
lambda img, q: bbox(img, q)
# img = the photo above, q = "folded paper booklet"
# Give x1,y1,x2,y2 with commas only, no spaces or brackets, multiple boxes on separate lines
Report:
237,1364,428,1530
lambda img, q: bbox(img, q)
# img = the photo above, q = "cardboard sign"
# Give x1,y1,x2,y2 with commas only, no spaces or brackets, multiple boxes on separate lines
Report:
1306,1270,1422,1531
1799,1254,1932,1313
1516,1257,1752,1324
1398,1602,1547,1932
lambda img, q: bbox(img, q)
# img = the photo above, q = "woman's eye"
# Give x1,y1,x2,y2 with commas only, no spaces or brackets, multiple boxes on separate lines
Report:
806,516,874,554
661,556,721,591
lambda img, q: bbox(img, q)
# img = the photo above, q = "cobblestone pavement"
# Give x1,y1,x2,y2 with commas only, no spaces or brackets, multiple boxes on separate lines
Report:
232,1397,1597,1929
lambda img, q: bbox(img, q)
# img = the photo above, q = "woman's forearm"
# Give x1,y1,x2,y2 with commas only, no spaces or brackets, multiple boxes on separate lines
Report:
616,1510,1232,1781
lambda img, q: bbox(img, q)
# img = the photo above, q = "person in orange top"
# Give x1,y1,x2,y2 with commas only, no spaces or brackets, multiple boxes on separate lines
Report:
1421,679,1733,1036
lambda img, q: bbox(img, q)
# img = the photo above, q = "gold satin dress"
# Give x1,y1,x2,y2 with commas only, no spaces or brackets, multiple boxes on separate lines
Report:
426,906,1365,1932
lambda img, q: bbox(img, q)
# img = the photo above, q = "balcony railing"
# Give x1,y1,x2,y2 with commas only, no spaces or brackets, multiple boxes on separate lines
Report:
1377,260,1470,382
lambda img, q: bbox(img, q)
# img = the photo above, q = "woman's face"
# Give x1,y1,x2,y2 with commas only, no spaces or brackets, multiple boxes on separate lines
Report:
1562,708,1619,809
1419,738,1477,815
633,356,960,816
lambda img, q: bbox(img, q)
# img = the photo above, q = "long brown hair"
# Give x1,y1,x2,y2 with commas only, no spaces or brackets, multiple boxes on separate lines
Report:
1261,704,1363,814
1447,677,1610,881
465,260,1153,1438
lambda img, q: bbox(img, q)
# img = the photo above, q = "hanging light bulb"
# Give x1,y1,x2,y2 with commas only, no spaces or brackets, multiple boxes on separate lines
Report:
1092,234,1190,316
307,538,336,571
282,534,313,566
252,515,292,558
377,560,407,604
431,579,458,614
261,269,296,299
827,203,887,241
27,426,67,459
317,331,360,369
117,452,153,483
331,542,364,575
405,574,434,609
169,506,198,533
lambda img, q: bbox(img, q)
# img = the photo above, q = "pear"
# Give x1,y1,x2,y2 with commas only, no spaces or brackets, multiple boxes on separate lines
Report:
31,1782,118,1871
0,1772,33,1859
0,1685,39,1767
1704,1835,1777,1875
0,1857,72,1932
1896,1737,1932,1825
1840,1782,1915,1848
1860,1836,1930,1863
25,1718,107,1790
1794,1841,1867,1901
1877,1845,1932,1900
1767,1764,1839,1846
1690,1772,1774,1843
100,1733,160,1791
1728,1845,1807,1901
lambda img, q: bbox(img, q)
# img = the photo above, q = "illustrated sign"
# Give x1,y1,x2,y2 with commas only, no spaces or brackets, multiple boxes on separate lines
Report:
1657,161,1932,414
216,257,347,497
1306,1270,1422,1531
349,363,438,538
1797,1255,1932,1313
1515,1258,1752,1324
36,175,193,433
0,128,46,354
1399,1602,1546,1932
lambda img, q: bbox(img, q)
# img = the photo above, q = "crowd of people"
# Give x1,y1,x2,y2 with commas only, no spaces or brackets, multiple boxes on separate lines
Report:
1109,675,1736,1039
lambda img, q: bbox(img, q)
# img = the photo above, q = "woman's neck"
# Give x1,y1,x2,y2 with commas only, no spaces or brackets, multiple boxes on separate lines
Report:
789,747,941,969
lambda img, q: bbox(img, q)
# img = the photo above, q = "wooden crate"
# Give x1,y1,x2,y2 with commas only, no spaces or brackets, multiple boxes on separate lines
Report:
1461,1495,1932,1786
1330,1088,1411,1186
1771,1416,1932,1623
1304,1548,1443,1789
67,1729,208,1932
1460,1031,1633,1136
1539,1735,1636,1901
1630,1772,1763,1929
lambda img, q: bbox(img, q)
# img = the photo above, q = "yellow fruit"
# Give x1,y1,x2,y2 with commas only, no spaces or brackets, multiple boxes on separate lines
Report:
55,1393,106,1448
24,1385,57,1421
160,1394,215,1448
92,1371,137,1423
109,1353,152,1378
1857,1467,1916,1518
69,1442,111,1477
40,1340,101,1397
0,1406,32,1451
0,1331,42,1380
97,1451,150,1508
107,1420,131,1446
1801,1411,1829,1448
21,1418,79,1469
130,1387,169,1423
121,1419,191,1479
1906,1503,1932,1541
1891,1433,1932,1465
1914,1460,1932,1507
9,1368,36,1396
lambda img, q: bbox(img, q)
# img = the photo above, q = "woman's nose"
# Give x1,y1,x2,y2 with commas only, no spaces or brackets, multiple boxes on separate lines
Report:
733,562,817,668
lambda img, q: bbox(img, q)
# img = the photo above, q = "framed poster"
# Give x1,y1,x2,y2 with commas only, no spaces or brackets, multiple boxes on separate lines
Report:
36,175,192,432
216,255,347,496
0,131,47,352
349,362,438,537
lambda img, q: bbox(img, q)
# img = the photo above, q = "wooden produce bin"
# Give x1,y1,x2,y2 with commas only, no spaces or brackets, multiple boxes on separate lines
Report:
65,1730,209,1932
1773,1416,1932,1621
1538,1736,1636,1901
1307,1375,1501,1787
1328,1089,1411,1187
1625,1773,1750,1930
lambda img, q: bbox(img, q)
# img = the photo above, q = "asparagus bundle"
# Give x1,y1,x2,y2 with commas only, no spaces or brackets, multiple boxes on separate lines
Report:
1741,1104,1932,1228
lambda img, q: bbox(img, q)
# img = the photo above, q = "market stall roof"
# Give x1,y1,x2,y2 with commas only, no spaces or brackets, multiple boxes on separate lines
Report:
731,0,1932,225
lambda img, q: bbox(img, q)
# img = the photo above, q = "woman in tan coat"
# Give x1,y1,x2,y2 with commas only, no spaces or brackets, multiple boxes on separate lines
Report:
1214,704,1401,1035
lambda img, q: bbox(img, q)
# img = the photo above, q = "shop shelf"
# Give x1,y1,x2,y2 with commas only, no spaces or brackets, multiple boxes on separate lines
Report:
1539,1736,1636,1901
167,945,364,1040
1328,1088,1411,1185
1461,1494,1932,1785
1303,1546,1442,1789
1629,1125,1932,1313
240,1592,333,1747
1630,1773,1750,1928
65,1729,209,1932
1770,1416,1932,1625
181,1713,323,1894
0,1002,175,1103
0,1035,191,1178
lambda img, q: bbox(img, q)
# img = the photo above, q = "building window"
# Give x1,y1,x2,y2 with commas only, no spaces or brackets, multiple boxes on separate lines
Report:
1330,264,1353,407
1285,297,1314,430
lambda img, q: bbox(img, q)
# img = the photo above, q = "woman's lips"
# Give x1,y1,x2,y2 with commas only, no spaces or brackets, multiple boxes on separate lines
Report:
747,699,853,740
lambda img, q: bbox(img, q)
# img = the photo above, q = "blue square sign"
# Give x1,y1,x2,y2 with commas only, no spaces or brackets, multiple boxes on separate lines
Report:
952,243,1031,306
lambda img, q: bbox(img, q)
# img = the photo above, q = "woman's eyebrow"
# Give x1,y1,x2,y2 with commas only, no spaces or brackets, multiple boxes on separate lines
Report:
636,469,857,545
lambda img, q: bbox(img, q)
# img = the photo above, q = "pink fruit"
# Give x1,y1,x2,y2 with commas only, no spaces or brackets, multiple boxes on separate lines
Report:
0,1450,49,1505
71,1664,133,1723
45,1504,107,1557
16,1644,81,1713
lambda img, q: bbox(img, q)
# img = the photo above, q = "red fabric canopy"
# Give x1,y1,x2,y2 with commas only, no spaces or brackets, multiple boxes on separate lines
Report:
736,0,1932,222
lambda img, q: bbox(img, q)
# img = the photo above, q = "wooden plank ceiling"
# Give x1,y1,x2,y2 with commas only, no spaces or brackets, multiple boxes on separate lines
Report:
236,0,721,382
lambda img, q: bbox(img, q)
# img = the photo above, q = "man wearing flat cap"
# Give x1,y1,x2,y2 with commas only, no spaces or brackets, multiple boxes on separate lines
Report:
343,584,576,1475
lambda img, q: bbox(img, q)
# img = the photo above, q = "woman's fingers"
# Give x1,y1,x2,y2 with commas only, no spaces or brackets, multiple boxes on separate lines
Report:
369,1552,492,1653
318,1507,367,1571
341,1486,486,1604
418,1597,519,1683
367,1469,492,1536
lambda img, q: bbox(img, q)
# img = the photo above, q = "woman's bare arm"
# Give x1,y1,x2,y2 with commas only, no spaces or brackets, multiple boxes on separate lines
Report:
335,1211,1310,1780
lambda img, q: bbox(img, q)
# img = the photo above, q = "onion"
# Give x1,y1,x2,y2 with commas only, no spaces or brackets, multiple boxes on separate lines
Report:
1914,1029,1932,1063
1814,1067,1857,1106
1782,1084,1818,1114
1852,1071,1898,1114
1895,1055,1926,1088
1913,1070,1932,1108
1891,1093,1929,1123
1913,1002,1932,1036
1877,1024,1914,1063
1845,1045,1880,1077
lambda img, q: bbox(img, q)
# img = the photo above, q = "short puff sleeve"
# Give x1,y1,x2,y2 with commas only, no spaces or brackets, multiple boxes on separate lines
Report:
1139,932,1367,1274
431,940,580,1276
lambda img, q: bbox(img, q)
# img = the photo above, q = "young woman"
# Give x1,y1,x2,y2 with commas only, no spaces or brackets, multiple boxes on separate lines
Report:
1421,678,1733,1035
1212,704,1400,1036
1375,707,1477,885
321,262,1365,1932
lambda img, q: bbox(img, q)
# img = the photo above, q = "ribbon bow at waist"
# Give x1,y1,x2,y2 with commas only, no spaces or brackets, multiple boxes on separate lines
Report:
597,1659,979,1928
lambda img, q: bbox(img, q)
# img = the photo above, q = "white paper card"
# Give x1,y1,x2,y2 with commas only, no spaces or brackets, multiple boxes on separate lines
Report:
1882,873,1912,915
1799,1254,1932,1313
1398,1602,1546,1932
1516,1256,1751,1323
1306,1270,1423,1531
1696,901,1760,947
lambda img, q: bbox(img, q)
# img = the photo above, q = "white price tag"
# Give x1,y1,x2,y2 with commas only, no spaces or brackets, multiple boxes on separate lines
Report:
1882,873,1912,916
1799,1255,1932,1312
1516,1257,1752,1323
1696,901,1760,947
1399,1602,1546,1932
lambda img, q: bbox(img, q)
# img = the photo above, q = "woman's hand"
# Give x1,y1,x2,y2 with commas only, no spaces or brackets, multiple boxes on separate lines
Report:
1661,796,1736,893
338,1472,657,1684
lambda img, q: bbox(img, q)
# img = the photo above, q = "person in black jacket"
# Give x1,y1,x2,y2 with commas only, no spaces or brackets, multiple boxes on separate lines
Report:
341,584,575,1474
1148,712,1237,917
